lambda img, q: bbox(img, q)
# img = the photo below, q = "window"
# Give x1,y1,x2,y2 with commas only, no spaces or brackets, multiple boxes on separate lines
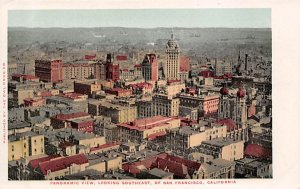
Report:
11,145,14,152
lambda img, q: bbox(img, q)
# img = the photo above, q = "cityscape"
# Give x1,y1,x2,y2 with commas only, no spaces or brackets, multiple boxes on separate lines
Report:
7,10,272,180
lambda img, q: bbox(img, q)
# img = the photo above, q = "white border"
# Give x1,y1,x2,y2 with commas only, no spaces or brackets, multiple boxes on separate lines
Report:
1,0,300,189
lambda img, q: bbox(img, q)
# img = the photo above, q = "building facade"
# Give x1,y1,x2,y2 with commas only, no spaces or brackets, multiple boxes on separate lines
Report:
8,132,45,161
165,34,180,80
141,53,158,81
35,60,62,82
62,63,94,80
88,100,137,124
153,94,179,117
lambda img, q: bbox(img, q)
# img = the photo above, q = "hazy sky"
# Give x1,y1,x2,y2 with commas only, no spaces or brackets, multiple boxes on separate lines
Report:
8,9,271,28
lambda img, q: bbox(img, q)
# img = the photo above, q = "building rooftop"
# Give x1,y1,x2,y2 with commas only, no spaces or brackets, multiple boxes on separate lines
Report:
216,119,238,132
52,112,90,121
202,138,243,147
58,141,75,148
89,100,132,111
8,121,31,130
38,154,88,176
148,168,174,178
70,117,94,124
90,142,119,152
202,158,235,174
123,153,201,178
58,92,87,100
236,157,257,165
118,116,177,131
8,131,43,142
28,154,61,169
244,143,272,160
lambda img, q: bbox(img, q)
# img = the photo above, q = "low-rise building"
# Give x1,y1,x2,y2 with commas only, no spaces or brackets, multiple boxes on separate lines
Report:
117,116,180,142
74,80,102,96
166,122,227,152
58,141,77,156
34,154,89,180
130,82,153,95
50,112,91,129
11,74,39,83
8,131,45,161
165,80,185,96
178,93,219,117
12,89,34,106
198,138,244,161
200,158,235,179
24,97,46,107
8,121,31,136
123,153,202,179
88,100,137,124
235,158,272,178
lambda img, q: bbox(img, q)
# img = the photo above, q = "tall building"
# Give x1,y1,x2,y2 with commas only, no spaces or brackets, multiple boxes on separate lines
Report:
218,85,248,141
106,53,120,81
141,53,158,81
35,60,62,82
165,34,180,80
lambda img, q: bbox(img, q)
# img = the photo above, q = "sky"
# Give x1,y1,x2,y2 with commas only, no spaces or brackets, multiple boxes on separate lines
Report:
8,9,271,28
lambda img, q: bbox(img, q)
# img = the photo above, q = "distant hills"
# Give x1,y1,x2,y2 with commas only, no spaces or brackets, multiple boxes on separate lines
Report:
8,27,272,59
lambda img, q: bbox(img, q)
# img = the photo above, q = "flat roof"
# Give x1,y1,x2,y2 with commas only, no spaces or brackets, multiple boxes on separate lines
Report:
8,131,43,142
118,116,176,131
202,138,243,147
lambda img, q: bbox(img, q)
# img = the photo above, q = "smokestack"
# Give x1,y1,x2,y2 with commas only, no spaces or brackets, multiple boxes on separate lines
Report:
106,53,113,64
245,54,248,71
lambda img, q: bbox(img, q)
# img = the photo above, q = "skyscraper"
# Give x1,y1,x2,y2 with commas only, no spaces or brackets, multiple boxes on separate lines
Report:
165,34,180,80
141,53,158,81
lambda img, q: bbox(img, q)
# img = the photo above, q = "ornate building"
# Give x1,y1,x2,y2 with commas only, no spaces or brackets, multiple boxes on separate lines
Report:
165,34,180,80
218,85,248,141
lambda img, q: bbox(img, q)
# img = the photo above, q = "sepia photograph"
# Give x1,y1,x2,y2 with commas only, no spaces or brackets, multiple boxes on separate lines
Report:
1,0,300,188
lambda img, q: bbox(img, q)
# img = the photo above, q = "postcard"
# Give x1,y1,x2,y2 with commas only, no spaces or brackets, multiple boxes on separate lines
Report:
0,0,299,189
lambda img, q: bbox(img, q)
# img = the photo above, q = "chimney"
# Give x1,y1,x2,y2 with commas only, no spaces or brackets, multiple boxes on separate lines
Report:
245,54,248,71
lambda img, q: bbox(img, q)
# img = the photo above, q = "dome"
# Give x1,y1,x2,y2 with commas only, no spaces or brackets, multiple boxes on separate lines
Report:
166,34,179,49
220,87,229,95
237,87,246,98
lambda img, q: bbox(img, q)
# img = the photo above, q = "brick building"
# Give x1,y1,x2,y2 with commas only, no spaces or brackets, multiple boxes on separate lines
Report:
141,53,158,81
35,59,62,82
73,81,101,96
106,53,120,81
